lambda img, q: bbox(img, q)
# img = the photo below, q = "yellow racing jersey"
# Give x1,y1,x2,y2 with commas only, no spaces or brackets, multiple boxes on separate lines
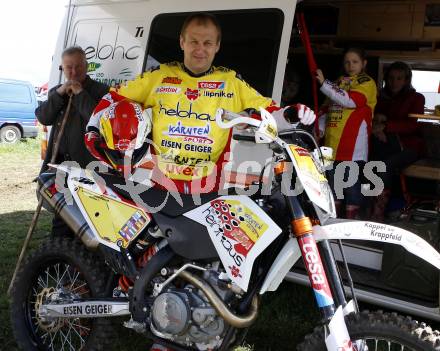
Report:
114,62,273,191
323,73,377,161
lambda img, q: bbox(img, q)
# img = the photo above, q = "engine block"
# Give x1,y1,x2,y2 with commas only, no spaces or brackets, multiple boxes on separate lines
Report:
150,286,225,350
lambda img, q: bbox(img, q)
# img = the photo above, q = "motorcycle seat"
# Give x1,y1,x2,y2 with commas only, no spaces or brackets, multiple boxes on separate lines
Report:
98,172,219,217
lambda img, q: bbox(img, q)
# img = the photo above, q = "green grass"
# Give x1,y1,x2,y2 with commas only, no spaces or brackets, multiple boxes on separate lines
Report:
0,137,41,154
0,211,51,350
0,137,49,349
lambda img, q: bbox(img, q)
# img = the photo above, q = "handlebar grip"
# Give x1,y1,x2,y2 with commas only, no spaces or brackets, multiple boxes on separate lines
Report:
233,134,255,142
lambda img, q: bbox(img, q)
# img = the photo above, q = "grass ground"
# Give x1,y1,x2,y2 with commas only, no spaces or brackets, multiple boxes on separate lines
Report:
0,138,319,350
3,138,440,350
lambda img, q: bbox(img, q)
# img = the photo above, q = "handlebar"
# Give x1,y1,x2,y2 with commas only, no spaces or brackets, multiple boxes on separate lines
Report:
215,108,261,130
232,134,256,142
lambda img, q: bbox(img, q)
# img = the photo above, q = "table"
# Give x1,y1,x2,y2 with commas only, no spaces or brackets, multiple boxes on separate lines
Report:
409,113,440,121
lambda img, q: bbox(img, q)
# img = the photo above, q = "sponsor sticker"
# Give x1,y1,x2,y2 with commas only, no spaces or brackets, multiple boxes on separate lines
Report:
365,222,402,242
228,265,242,278
165,164,201,177
63,304,113,315
203,90,234,98
198,81,225,90
162,76,182,84
155,86,181,94
87,62,101,73
299,235,334,307
118,211,148,243
295,147,309,157
158,101,215,121
207,199,269,258
164,121,213,145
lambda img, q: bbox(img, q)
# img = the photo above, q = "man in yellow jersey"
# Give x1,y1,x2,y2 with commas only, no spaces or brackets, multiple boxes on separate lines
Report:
85,13,316,351
86,13,316,194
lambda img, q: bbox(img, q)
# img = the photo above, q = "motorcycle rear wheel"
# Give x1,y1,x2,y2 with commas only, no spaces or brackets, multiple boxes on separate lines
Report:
297,310,440,351
10,237,114,351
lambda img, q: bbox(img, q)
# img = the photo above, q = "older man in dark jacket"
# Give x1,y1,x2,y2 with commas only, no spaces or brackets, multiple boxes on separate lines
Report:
36,46,108,236
36,46,109,173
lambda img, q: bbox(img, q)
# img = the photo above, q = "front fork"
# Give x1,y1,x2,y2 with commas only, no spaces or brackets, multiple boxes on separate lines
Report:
286,195,358,350
286,195,347,319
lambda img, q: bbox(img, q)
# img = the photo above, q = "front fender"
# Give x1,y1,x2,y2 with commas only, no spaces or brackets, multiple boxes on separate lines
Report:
260,219,440,295
314,220,440,270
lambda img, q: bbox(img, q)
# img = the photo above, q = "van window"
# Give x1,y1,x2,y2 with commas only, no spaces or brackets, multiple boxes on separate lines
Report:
0,83,31,104
145,10,284,97
72,20,144,87
411,70,440,110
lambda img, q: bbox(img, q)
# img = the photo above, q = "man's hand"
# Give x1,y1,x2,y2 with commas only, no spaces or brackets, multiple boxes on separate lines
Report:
56,80,83,96
296,104,316,125
67,81,83,95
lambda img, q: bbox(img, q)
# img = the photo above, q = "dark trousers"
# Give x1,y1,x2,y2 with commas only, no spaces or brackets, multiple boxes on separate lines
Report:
371,134,418,189
326,160,365,206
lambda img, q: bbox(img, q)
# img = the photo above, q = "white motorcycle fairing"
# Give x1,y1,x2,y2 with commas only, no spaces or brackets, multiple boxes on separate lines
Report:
54,164,152,252
184,195,282,291
259,237,300,294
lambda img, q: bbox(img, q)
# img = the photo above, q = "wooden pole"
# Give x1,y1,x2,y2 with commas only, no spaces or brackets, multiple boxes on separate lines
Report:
8,94,73,296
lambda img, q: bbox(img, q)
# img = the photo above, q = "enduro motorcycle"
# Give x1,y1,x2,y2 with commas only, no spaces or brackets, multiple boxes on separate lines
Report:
10,108,440,351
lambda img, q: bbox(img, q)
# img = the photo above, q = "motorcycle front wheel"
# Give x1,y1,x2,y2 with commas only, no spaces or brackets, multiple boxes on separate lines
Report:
10,237,114,351
297,310,440,351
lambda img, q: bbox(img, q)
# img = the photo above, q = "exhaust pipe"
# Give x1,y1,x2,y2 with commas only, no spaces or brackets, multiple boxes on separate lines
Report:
38,173,100,250
178,270,259,328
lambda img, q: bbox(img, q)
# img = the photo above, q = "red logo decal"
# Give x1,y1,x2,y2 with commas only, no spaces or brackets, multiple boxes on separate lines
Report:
185,88,199,101
228,265,242,278
296,147,309,156
115,139,131,151
211,199,255,257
